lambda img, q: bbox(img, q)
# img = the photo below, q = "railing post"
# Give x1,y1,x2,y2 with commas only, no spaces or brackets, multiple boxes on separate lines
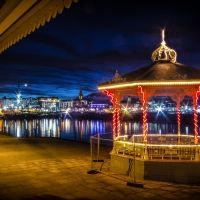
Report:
97,133,100,161
133,134,136,184
90,136,93,170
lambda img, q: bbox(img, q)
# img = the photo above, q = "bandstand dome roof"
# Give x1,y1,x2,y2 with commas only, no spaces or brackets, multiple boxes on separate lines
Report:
98,31,200,90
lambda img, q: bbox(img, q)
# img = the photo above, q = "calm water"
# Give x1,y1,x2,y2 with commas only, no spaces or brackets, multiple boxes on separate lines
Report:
0,118,196,142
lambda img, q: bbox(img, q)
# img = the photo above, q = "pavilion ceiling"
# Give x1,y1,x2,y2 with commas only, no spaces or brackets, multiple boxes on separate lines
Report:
0,0,78,54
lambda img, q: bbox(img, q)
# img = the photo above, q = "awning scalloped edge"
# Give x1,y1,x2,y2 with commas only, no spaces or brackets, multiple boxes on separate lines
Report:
0,0,78,54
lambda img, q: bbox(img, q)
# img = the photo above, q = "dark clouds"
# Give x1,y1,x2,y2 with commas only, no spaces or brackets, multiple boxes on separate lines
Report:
1,0,200,99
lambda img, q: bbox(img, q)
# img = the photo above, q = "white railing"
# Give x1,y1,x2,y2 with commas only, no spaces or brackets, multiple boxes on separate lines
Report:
113,134,200,161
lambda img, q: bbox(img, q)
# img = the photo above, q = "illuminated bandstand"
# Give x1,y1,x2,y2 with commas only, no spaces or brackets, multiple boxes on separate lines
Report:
98,31,200,183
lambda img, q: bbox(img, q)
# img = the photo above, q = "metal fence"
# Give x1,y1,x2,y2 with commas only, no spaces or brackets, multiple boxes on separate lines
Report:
89,133,113,172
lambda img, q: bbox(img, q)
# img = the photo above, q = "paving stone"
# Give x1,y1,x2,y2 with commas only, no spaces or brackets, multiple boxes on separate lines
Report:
1,136,200,200
109,190,127,198
160,193,182,199
85,183,106,189
32,181,51,188
147,189,169,196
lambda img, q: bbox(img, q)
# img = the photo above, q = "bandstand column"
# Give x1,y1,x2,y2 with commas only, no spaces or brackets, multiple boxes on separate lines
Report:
112,97,117,138
177,101,181,144
192,91,200,161
101,89,121,140
112,91,121,139
116,99,121,137
138,86,149,160
171,95,184,145
112,97,121,138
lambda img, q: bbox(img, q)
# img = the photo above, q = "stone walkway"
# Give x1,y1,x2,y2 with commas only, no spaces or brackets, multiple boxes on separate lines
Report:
0,133,200,199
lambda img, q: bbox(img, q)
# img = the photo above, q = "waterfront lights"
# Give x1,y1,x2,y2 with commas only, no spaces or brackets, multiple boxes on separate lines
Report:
156,106,162,112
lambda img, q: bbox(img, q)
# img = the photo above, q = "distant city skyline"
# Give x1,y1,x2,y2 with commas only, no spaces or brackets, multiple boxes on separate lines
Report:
1,0,200,99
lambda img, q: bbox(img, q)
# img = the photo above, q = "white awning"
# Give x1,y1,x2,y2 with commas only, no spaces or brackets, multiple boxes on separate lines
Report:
0,0,78,54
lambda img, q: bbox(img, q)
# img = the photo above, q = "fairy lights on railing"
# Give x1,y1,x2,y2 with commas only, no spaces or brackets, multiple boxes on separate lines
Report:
114,134,200,161
138,86,147,142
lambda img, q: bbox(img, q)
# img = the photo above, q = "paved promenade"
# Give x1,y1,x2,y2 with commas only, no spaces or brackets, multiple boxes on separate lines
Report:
0,133,200,200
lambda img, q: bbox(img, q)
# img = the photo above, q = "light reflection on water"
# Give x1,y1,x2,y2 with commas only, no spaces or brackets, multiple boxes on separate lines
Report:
0,118,195,142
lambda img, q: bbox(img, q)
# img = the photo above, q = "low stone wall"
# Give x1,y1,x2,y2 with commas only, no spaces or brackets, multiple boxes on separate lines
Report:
110,154,200,183
144,161,200,183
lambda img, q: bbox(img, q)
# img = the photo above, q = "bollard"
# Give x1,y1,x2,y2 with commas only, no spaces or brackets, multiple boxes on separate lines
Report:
8,127,10,135
35,128,36,137
50,129,51,137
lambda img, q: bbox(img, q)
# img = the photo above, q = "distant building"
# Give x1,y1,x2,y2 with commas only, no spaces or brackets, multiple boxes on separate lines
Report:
0,97,28,109
75,86,87,107
1,97,15,109
26,98,38,108
37,97,60,111
85,92,111,111
79,86,83,100
60,99,74,109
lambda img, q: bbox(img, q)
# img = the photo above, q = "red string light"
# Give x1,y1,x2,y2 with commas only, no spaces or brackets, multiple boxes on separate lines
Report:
102,90,117,138
194,86,200,144
177,105,180,134
117,103,120,136
138,86,147,142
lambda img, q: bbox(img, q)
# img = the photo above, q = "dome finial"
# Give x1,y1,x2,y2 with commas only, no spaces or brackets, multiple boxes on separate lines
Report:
151,29,177,63
161,29,166,46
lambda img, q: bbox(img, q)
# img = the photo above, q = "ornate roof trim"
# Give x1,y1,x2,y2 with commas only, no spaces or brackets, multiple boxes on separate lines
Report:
0,0,78,54
99,80,200,90
151,30,177,63
109,70,126,83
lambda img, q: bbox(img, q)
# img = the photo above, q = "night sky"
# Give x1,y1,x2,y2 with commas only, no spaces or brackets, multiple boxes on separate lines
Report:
1,0,200,100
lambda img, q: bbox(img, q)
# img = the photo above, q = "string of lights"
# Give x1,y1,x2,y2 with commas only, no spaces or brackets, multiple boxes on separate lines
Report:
117,102,120,137
102,90,117,138
138,86,147,143
177,104,181,144
194,86,200,144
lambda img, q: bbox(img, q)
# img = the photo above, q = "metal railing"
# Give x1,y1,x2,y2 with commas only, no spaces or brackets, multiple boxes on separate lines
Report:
113,134,200,161
89,133,113,171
